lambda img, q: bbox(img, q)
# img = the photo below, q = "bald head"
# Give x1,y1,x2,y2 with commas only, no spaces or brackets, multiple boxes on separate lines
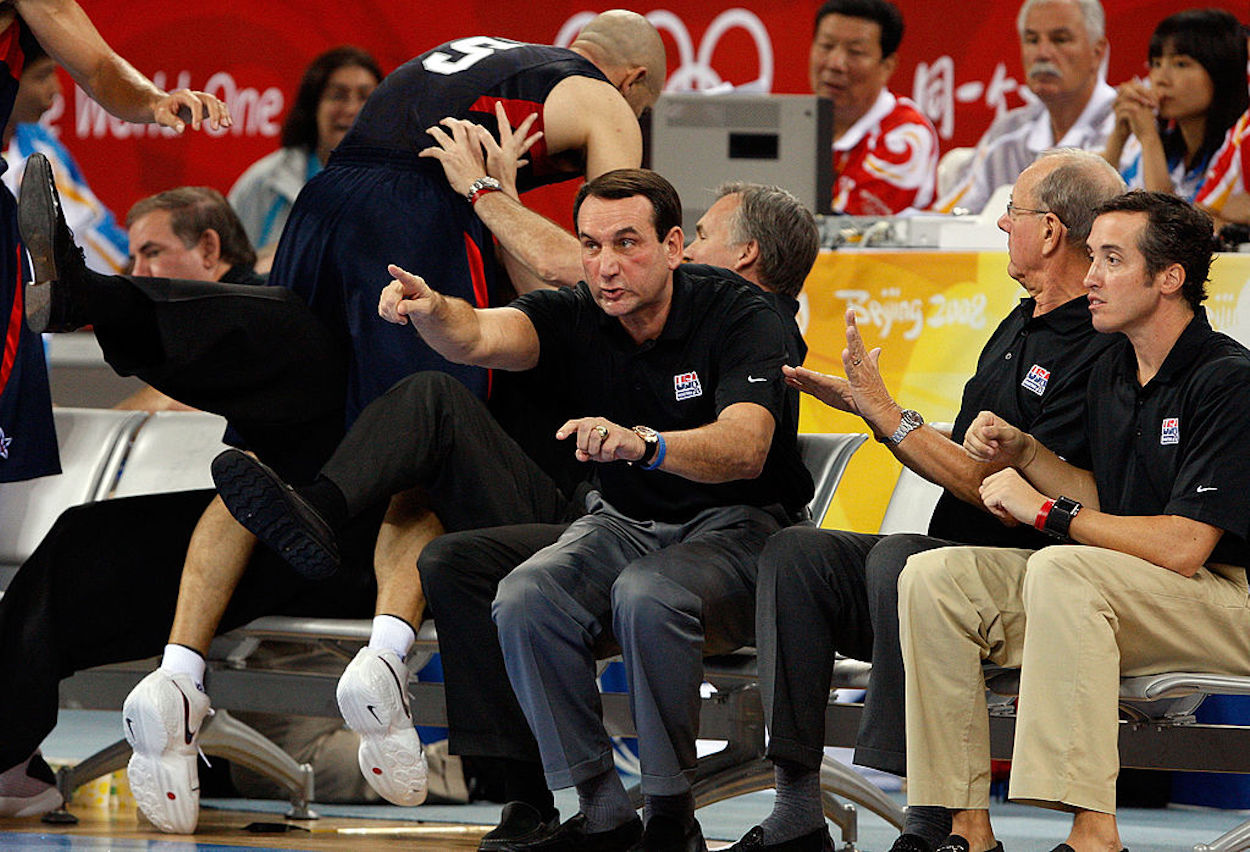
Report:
571,9,667,116
1029,148,1125,250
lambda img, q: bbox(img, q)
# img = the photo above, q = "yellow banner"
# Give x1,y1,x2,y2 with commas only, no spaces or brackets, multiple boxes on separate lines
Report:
801,250,1250,533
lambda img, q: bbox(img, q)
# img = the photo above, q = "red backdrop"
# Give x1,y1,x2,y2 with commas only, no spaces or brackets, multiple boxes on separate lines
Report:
37,0,1245,230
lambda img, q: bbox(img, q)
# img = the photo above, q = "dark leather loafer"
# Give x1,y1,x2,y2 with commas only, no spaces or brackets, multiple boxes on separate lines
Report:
211,448,342,579
479,802,560,851
629,814,707,851
727,824,834,851
17,152,90,333
888,834,934,852
494,812,642,851
935,835,1004,852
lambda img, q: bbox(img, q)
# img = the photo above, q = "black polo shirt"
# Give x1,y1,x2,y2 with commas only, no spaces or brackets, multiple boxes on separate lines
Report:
1086,309,1250,569
753,284,814,515
510,264,810,523
927,295,1119,548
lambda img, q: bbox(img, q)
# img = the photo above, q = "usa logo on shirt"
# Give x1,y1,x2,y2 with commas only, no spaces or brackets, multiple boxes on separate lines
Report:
1161,417,1180,445
1021,364,1050,396
674,371,703,401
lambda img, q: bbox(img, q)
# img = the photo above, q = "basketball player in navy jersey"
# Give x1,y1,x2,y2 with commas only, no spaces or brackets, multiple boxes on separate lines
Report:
9,9,667,836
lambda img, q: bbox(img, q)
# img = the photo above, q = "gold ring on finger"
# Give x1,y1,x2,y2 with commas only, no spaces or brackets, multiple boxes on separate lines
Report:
594,425,609,439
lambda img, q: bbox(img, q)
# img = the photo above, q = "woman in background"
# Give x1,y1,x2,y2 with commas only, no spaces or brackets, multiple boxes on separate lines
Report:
229,45,381,260
1104,8,1247,200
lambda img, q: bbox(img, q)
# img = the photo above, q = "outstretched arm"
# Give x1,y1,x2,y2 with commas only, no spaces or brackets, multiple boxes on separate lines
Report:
16,0,229,131
787,309,1015,510
378,264,539,371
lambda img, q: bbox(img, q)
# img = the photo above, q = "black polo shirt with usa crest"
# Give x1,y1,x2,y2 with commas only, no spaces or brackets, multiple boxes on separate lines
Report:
1085,308,1250,569
511,263,810,523
928,294,1119,549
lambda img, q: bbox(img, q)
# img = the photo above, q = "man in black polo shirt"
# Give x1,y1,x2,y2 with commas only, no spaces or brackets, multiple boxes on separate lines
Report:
378,168,810,852
729,149,1126,852
898,191,1250,852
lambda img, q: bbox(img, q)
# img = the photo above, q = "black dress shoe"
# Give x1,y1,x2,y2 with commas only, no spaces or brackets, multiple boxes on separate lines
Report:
888,833,934,852
726,824,834,851
211,448,342,579
17,152,90,333
479,802,560,851
629,814,707,851
494,813,642,851
935,835,1004,852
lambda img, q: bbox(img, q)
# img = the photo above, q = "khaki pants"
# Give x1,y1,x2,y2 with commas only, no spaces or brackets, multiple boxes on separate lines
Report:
898,545,1250,814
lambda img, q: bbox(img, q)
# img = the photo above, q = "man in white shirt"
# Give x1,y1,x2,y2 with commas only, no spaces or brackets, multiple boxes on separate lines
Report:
935,0,1113,214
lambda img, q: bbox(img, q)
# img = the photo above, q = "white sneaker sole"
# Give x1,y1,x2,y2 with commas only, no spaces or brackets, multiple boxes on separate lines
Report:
124,686,199,834
337,658,428,806
126,751,198,834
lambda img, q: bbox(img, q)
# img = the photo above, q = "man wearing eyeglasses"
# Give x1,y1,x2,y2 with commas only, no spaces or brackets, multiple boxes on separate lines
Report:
734,148,1127,852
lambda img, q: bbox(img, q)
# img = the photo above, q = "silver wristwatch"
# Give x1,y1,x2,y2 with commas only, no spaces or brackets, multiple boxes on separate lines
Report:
881,409,924,446
465,176,502,204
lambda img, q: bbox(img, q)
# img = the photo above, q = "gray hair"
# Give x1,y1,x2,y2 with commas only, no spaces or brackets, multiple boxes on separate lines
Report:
1032,148,1125,249
1016,0,1105,42
716,182,820,298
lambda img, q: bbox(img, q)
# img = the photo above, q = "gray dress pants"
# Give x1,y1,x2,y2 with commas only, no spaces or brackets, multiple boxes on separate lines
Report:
492,493,784,796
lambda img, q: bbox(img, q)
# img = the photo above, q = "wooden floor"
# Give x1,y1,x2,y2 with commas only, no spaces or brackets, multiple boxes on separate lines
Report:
0,804,491,850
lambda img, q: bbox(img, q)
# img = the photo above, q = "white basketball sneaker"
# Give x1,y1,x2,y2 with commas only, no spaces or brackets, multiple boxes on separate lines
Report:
336,647,428,806
122,669,213,834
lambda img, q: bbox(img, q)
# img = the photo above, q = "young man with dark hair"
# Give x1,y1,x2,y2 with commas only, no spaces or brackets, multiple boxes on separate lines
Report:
900,191,1250,852
730,149,1126,852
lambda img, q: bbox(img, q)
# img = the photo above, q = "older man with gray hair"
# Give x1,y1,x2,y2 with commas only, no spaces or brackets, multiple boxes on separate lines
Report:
935,0,1113,215
683,182,819,299
731,149,1126,852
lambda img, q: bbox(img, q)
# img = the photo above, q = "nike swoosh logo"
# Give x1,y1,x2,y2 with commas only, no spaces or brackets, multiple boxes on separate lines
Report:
380,658,412,719
125,717,136,741
747,376,767,383
175,684,196,745
367,704,383,725
1197,486,1218,493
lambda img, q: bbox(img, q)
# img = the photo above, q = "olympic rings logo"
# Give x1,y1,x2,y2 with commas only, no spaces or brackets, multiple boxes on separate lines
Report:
555,9,774,92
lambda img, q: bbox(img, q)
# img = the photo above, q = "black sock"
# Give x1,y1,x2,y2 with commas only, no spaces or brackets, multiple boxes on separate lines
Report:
903,805,952,849
643,790,694,827
502,759,556,820
297,474,349,531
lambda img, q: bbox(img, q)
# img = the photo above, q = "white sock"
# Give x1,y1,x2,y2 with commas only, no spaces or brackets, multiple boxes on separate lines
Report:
160,643,206,688
368,614,416,659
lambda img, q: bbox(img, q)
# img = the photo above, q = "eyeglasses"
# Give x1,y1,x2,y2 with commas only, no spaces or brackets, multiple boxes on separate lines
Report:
1006,201,1051,218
